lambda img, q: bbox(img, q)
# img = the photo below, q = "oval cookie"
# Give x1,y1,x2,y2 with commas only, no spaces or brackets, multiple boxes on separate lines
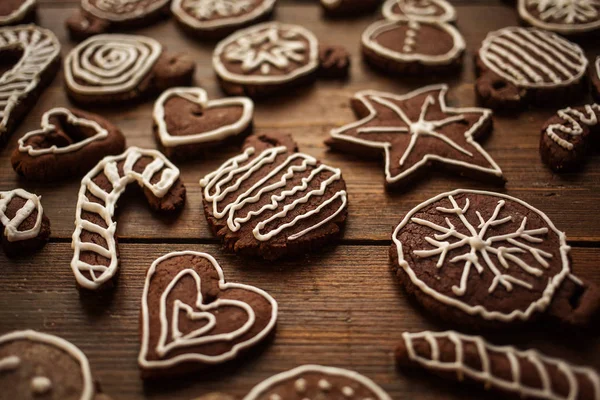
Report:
518,0,600,35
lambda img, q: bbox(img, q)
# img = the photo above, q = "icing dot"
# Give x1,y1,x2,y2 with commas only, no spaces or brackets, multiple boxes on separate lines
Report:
408,20,420,30
0,356,20,371
269,395,282,400
318,379,332,391
31,376,52,395
295,378,307,393
342,386,355,397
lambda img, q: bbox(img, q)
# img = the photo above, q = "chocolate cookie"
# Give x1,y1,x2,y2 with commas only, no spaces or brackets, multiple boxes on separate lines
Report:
12,107,126,181
0,0,36,26
326,84,503,189
593,56,600,102
390,189,600,330
0,189,50,257
66,0,171,41
243,365,392,400
397,331,600,400
153,87,254,160
319,0,382,17
171,0,276,40
70,147,186,290
200,134,348,260
0,330,111,400
540,104,600,172
138,251,278,378
382,0,456,22
0,25,61,146
64,34,195,106
518,0,600,35
475,27,588,110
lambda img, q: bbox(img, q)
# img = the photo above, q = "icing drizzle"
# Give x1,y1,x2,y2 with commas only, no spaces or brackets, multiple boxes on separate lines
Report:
81,0,170,22
0,189,43,242
545,104,600,150
172,0,276,30
519,0,600,34
382,0,457,23
0,0,36,25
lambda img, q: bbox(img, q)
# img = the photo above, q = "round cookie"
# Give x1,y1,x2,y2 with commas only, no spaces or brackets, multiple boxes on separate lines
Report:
200,134,348,260
0,0,36,26
319,0,382,17
593,56,600,102
518,0,600,35
382,0,456,22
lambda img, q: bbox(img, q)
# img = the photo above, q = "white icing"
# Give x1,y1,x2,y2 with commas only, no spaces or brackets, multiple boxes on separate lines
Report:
596,56,600,80
0,0,36,25
382,0,457,23
0,25,60,137
64,34,162,95
243,365,392,400
0,355,20,371
200,146,348,242
17,107,109,157
329,84,503,184
545,104,600,150
138,251,278,368
295,378,307,393
30,376,52,394
81,0,170,22
0,330,94,400
402,331,600,400
153,87,254,148
342,386,355,397
70,147,180,290
320,0,343,9
172,0,276,31
362,19,465,66
479,27,587,89
392,189,572,322
213,22,319,85
519,0,600,34
0,189,43,242
319,379,332,390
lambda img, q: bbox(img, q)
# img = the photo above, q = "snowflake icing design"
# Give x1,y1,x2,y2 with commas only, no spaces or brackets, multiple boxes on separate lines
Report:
183,0,253,19
527,0,600,23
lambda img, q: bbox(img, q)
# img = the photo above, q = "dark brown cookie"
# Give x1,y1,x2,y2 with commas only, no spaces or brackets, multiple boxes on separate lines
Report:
390,189,600,330
200,134,348,260
138,251,277,378
320,0,382,17
326,84,504,189
153,87,254,160
518,0,600,35
475,27,588,111
540,104,600,172
382,0,456,22
70,147,186,291
64,34,195,106
397,331,600,400
593,56,600,102
0,25,60,146
11,108,126,181
318,45,351,79
0,0,36,26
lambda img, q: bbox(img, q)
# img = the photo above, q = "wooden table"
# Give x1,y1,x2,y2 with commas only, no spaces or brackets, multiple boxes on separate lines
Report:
1,1,600,399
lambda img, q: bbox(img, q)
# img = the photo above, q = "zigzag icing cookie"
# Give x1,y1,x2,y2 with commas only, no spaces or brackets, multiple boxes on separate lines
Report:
0,0,36,26
518,0,600,35
382,0,456,23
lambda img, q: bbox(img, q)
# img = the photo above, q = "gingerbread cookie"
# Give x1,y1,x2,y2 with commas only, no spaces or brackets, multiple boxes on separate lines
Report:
201,134,348,260
319,0,382,17
475,27,588,110
540,104,600,171
593,56,600,102
153,87,254,160
64,34,195,106
391,189,600,330
327,85,503,189
0,0,36,26
70,147,186,290
138,251,277,377
397,331,600,400
12,108,126,181
318,45,351,79
243,365,392,400
171,0,276,39
0,25,60,146
382,0,456,22
518,0,600,35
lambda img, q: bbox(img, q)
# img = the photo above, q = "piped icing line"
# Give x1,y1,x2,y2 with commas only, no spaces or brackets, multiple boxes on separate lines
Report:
171,0,276,30
70,146,180,290
17,107,109,156
64,34,162,95
392,189,571,322
0,24,60,135
243,365,393,400
545,104,600,150
213,22,320,85
81,0,170,22
153,87,254,148
0,189,43,242
138,251,278,368
200,146,348,242
382,0,457,23
0,0,36,25
0,330,94,400
320,0,343,9
402,331,600,400
596,56,600,80
518,0,600,35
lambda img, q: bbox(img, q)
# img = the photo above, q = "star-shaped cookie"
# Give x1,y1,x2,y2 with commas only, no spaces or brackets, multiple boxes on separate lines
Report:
326,84,504,188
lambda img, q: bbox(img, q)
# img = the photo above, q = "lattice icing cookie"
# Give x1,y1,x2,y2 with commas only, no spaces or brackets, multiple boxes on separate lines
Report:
518,0,600,35
200,134,348,260
382,0,456,22
390,189,600,329
0,0,36,26
475,27,588,110
64,34,195,105
138,251,277,377
593,56,600,102
319,0,382,16
396,331,600,400
70,147,186,290
0,24,61,146
243,365,392,400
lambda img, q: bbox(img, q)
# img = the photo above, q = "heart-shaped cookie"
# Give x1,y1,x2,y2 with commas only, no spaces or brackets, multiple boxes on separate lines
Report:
138,251,277,377
153,87,254,159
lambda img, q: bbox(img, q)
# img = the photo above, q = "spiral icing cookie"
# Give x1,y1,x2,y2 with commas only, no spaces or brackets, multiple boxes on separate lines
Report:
153,87,254,160
64,34,195,105
319,0,382,16
70,147,186,290
593,56,600,102
390,189,600,330
11,108,126,181
0,0,36,26
201,134,348,260
518,0,600,35
244,365,392,400
475,27,588,110
138,251,277,377
382,0,456,22
172,0,277,39
0,25,60,146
